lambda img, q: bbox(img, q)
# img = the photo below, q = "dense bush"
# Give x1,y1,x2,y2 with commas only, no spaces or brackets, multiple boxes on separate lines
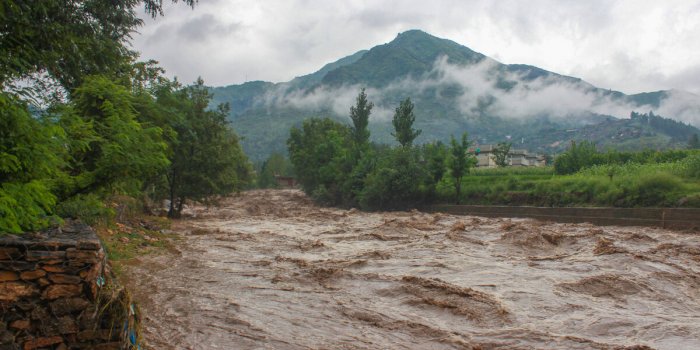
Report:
55,194,113,226
256,153,295,189
555,140,700,175
0,94,63,233
685,154,700,179
553,140,597,174
288,118,352,205
617,172,685,207
359,147,427,210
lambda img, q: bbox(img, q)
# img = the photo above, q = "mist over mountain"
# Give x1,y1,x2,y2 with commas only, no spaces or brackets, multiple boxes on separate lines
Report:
211,30,700,160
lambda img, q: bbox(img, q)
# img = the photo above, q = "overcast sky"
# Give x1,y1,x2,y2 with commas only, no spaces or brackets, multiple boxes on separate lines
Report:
131,0,700,95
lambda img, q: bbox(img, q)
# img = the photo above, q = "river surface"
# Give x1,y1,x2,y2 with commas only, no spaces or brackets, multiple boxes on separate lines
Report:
123,190,700,349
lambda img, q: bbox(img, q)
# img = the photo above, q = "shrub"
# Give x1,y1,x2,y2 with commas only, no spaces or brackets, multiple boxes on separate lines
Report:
554,140,598,174
56,194,114,226
0,181,58,234
619,173,684,207
685,154,700,179
359,147,426,210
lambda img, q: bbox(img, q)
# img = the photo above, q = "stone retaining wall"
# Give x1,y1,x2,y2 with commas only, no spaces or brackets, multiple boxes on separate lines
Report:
0,222,134,350
428,205,700,230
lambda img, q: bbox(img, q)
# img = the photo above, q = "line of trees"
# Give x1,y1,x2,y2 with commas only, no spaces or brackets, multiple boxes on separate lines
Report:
554,140,699,175
1,1,252,233
287,89,476,210
287,90,700,210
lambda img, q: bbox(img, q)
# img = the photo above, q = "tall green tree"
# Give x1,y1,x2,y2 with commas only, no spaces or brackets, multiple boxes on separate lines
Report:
448,133,475,204
161,78,252,218
349,88,373,156
391,98,421,147
60,76,169,197
492,142,512,167
422,141,448,200
0,0,220,231
0,0,195,92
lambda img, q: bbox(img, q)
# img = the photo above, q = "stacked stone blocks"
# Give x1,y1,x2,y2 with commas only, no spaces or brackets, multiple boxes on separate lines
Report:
0,222,125,350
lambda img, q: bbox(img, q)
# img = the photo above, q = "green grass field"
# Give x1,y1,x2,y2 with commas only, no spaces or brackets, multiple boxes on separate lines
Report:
437,156,700,207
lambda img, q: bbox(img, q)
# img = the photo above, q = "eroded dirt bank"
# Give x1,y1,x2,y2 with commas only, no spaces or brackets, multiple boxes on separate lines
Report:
124,190,700,349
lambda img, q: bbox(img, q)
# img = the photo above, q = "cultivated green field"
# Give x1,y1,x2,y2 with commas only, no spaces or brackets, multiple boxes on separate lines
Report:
439,152,700,207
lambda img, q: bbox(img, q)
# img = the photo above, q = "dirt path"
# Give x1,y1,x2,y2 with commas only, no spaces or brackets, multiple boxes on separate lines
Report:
123,190,700,349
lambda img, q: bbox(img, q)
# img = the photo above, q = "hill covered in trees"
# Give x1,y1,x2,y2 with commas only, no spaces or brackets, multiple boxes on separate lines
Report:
211,30,700,160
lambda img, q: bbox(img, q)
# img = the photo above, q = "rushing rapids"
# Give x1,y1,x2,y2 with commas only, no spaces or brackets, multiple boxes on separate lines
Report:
123,190,700,349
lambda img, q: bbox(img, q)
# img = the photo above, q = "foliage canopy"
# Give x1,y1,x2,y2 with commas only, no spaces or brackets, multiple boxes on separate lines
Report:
391,98,421,148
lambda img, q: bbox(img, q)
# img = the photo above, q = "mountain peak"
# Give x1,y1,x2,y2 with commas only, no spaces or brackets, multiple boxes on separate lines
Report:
210,30,700,161
395,29,433,39
320,29,485,87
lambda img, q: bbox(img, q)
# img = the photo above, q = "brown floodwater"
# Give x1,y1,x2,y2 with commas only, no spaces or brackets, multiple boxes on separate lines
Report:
123,189,700,349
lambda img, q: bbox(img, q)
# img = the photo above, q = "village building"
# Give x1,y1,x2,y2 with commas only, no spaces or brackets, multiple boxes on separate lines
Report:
274,175,297,188
468,145,546,168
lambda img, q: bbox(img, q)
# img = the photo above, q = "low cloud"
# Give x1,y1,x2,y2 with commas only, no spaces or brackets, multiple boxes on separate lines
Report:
259,83,396,121
431,58,640,120
250,56,700,127
656,90,700,126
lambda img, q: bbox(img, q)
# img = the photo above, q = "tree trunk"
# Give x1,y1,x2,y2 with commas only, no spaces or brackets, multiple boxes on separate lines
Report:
455,181,461,205
167,187,178,219
176,197,185,218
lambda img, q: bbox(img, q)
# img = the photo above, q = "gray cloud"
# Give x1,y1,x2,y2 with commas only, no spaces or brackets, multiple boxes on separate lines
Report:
657,90,700,126
176,14,242,42
254,56,700,126
131,0,700,96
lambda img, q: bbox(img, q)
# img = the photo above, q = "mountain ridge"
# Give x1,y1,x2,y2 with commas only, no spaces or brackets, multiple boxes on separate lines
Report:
210,29,700,160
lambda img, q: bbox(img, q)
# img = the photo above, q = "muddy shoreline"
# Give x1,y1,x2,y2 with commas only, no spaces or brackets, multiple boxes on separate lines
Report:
124,190,700,349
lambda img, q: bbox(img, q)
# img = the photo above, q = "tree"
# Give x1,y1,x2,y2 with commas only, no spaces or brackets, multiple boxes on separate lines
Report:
391,98,421,147
689,134,700,149
554,140,598,174
422,141,447,200
160,78,252,218
287,118,352,205
0,93,65,233
359,147,426,210
257,153,294,188
492,142,512,167
349,88,373,155
0,0,226,231
448,133,474,204
0,0,195,92
60,76,169,197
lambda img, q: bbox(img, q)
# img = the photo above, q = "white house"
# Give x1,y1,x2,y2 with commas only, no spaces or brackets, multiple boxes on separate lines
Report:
468,145,546,168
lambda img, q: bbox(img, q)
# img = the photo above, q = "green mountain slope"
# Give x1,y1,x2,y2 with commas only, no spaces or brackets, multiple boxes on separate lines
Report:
290,49,368,89
210,30,700,161
321,30,485,87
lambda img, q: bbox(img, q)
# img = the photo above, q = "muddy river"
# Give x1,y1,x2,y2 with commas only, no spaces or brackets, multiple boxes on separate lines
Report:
124,190,700,349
